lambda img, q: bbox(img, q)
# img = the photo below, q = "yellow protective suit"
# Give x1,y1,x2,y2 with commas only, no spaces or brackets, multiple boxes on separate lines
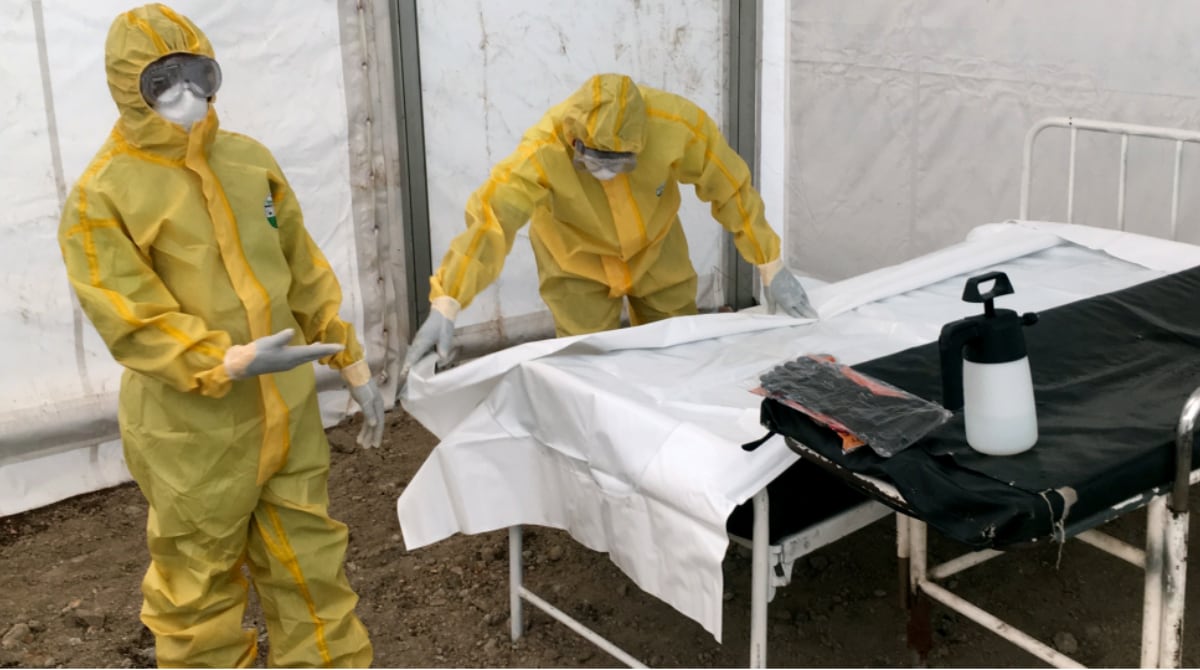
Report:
430,73,782,335
57,5,372,667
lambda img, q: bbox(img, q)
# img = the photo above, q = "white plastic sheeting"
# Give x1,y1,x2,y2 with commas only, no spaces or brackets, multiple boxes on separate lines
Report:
759,0,789,252
784,1,1200,282
398,221,1200,640
0,1,403,515
417,0,731,341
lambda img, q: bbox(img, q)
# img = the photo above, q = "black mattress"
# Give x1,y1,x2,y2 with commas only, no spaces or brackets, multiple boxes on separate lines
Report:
760,264,1200,549
725,458,875,543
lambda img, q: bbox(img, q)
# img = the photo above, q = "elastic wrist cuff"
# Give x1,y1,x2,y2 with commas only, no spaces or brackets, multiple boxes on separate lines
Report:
223,343,256,380
757,258,784,286
340,359,372,387
431,296,461,320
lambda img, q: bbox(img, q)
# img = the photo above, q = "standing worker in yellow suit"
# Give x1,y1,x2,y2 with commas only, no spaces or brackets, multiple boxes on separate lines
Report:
401,73,817,375
58,4,378,667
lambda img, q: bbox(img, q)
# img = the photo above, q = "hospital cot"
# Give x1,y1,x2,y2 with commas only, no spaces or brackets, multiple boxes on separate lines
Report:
398,118,1200,668
513,118,1200,668
770,117,1200,669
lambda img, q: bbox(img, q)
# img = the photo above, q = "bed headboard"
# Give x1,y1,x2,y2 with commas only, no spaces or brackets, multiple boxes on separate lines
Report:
1021,117,1200,240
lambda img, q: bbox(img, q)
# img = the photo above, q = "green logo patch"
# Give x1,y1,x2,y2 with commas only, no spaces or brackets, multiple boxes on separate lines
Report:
264,194,278,228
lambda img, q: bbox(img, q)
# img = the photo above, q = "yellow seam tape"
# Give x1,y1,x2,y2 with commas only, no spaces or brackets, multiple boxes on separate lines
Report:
647,108,767,262
600,175,647,260
586,76,602,142
703,146,764,262
76,149,221,369
613,77,628,152
186,134,290,479
77,148,116,285
114,132,185,168
157,5,200,51
258,505,334,666
255,378,291,485
448,140,550,297
600,256,632,298
126,14,169,54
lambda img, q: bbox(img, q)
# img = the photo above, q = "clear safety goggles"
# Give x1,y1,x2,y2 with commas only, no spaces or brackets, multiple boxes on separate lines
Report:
572,139,637,174
139,53,222,105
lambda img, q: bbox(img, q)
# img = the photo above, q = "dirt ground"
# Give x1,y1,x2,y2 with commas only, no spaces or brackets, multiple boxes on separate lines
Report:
3,407,1200,668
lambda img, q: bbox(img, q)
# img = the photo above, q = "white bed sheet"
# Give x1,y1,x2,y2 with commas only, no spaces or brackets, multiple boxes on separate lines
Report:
397,221,1200,640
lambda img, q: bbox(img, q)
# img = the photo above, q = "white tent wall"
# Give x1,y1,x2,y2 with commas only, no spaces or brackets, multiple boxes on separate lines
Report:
416,0,732,348
759,0,787,261
782,1,1200,282
0,0,406,516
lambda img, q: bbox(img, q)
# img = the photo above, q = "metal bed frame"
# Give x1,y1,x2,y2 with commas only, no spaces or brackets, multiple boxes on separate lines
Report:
507,488,892,667
504,117,1200,668
898,117,1200,669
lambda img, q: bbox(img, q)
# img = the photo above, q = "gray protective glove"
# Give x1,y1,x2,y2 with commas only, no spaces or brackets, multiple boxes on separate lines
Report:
341,360,384,449
400,296,460,379
224,328,343,379
759,259,818,319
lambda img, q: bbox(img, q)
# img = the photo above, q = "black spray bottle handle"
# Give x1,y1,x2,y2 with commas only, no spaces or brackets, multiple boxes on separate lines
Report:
938,318,982,411
962,271,1014,317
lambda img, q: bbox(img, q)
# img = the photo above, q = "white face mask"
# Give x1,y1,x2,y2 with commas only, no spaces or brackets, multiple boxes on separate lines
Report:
152,83,209,130
573,139,636,181
587,166,620,181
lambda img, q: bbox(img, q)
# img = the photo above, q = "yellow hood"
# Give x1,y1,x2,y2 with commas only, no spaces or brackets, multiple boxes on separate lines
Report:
105,3,216,151
561,73,647,154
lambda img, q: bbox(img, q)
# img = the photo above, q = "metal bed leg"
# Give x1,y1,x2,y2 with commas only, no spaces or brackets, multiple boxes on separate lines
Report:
1159,507,1188,668
910,519,927,589
1159,385,1200,668
906,519,932,665
749,488,770,669
1141,497,1166,668
506,524,647,667
919,581,1085,668
509,525,523,642
897,514,911,608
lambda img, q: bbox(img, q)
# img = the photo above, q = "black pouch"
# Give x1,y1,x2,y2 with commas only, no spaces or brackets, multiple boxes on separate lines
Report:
757,355,951,458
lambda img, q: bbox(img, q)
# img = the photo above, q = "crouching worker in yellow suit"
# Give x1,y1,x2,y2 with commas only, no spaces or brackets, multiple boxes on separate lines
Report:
57,4,379,667
401,73,817,376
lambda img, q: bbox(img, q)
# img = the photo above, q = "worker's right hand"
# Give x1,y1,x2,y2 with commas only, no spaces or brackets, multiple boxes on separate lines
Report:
765,268,818,319
400,297,460,380
224,328,344,380
758,258,818,319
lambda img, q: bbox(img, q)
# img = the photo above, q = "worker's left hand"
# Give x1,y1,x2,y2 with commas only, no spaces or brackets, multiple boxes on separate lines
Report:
400,296,460,381
762,262,818,319
340,360,385,448
347,379,385,448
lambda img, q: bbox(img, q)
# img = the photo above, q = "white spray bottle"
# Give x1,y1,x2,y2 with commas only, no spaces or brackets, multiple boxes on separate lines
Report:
938,272,1040,456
